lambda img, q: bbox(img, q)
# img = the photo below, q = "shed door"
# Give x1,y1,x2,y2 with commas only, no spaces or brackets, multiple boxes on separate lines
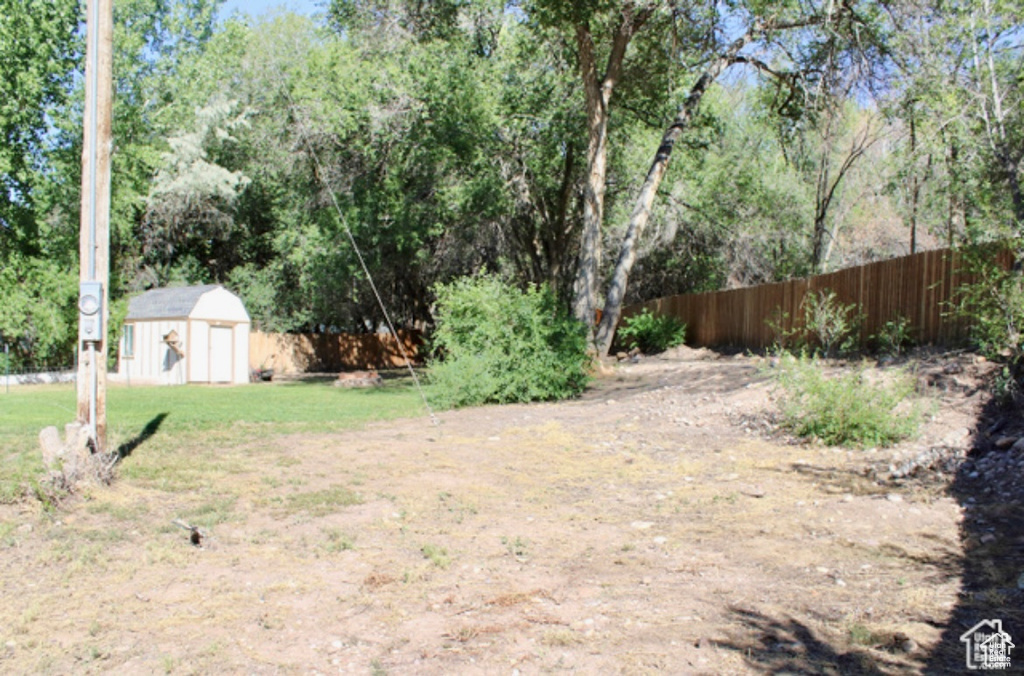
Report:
209,326,233,382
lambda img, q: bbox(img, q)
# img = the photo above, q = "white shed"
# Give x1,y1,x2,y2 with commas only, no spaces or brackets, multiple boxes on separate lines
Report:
114,285,251,385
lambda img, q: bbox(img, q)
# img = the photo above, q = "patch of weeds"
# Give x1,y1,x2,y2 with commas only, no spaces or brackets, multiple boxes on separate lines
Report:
0,521,17,547
260,476,281,488
848,622,886,647
542,628,581,646
437,491,477,523
712,492,739,504
86,500,149,521
370,659,388,676
85,644,105,661
0,450,43,505
402,568,428,584
40,538,107,573
617,309,687,354
15,601,43,633
421,543,450,568
769,354,921,447
874,315,915,357
321,528,355,553
182,497,238,528
501,535,529,557
276,456,301,468
80,527,125,543
284,485,362,516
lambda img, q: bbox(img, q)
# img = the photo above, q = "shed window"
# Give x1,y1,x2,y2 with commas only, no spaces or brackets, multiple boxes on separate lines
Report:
123,324,135,359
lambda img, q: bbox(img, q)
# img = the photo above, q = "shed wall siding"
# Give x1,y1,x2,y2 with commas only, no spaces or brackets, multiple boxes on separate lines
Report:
233,323,250,384
119,319,188,385
191,320,210,382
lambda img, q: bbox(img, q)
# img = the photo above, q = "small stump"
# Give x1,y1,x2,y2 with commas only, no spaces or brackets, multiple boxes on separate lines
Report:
333,370,383,388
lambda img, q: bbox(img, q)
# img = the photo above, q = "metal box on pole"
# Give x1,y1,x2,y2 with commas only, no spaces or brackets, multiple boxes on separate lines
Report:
78,281,104,343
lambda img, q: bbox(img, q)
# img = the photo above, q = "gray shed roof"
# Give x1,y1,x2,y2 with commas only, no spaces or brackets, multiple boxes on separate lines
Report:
126,284,224,320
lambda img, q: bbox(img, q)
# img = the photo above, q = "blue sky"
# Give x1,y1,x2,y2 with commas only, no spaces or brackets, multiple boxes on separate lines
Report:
218,0,322,21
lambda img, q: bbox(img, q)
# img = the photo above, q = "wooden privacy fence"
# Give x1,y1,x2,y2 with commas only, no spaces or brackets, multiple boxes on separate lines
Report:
249,330,423,374
621,246,1015,350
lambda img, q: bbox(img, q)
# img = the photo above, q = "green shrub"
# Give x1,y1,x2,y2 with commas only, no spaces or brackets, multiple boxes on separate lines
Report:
428,275,591,408
764,290,862,358
952,255,1024,360
874,314,915,357
801,289,862,358
770,355,920,448
616,309,687,354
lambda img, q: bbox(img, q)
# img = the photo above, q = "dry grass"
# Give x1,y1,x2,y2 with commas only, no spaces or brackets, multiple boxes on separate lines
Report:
0,359,974,674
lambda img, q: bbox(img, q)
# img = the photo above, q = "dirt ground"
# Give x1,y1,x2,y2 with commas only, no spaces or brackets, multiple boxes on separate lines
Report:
1,348,1021,674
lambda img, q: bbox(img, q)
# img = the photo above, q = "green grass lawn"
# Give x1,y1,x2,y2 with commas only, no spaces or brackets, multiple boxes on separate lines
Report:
0,376,430,503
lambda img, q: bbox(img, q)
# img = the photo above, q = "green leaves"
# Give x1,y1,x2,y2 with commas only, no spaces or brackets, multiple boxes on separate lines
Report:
0,0,80,249
428,275,591,407
0,255,77,366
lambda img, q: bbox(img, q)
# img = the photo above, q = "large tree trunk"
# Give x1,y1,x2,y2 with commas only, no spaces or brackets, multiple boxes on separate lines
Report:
593,34,754,356
570,4,653,335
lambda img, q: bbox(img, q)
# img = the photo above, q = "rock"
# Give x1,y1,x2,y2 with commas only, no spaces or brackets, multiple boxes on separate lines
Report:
886,493,903,503
1009,438,1024,455
1017,572,1024,590
39,426,61,470
980,533,997,544
943,428,971,447
616,352,628,361
994,436,1018,450
895,634,918,653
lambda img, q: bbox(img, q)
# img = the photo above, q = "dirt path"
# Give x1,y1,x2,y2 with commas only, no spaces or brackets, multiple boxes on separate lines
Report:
0,350,1009,674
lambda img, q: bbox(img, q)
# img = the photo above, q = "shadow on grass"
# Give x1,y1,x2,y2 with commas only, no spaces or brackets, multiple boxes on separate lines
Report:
117,412,168,459
716,607,908,674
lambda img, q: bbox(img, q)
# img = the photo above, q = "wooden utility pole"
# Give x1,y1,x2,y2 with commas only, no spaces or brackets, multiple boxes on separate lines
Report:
76,0,114,450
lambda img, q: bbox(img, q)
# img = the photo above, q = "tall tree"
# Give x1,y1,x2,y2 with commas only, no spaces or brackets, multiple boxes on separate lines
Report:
593,1,886,355
886,0,1023,247
0,0,80,257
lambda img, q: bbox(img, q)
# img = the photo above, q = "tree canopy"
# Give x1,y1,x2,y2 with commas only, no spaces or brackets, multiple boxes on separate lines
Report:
0,0,1020,364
